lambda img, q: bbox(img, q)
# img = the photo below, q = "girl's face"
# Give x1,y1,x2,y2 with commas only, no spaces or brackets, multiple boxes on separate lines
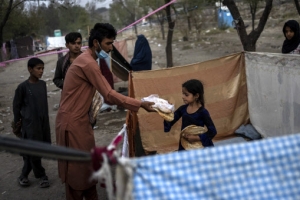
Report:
28,64,44,79
285,26,295,40
182,87,198,104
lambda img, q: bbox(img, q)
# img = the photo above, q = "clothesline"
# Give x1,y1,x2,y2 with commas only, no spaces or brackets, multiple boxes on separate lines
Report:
0,124,128,163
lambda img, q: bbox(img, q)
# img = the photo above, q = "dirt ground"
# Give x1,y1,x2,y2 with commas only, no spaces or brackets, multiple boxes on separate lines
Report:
0,3,298,199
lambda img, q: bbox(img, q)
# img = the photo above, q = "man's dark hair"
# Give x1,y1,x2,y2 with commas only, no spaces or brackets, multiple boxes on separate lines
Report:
27,57,44,68
88,23,117,48
65,32,82,44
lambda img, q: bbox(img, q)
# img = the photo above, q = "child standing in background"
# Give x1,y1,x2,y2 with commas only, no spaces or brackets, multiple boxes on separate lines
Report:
282,20,300,54
13,57,51,188
53,32,82,89
164,79,217,151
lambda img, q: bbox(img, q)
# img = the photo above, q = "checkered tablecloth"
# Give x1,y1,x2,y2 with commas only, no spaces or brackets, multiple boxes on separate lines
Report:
131,134,300,200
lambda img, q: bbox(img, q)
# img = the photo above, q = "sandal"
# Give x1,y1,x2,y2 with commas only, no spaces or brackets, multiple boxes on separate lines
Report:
39,176,50,188
18,176,30,186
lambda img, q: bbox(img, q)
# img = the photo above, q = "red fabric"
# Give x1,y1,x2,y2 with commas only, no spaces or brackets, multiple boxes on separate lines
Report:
91,134,123,171
91,147,113,171
99,59,114,89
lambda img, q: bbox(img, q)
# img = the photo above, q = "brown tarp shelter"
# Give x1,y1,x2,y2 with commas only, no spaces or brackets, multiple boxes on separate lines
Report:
126,52,249,156
111,40,132,81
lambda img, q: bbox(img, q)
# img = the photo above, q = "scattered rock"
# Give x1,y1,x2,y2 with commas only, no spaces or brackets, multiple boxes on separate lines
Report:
52,88,61,92
47,92,57,95
53,104,59,111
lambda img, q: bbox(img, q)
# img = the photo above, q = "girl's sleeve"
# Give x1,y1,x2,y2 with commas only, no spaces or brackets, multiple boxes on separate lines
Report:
13,85,23,123
199,109,217,144
164,106,183,132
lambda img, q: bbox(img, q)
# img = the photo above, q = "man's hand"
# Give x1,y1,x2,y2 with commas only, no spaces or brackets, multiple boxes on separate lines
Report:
141,101,155,112
11,120,22,138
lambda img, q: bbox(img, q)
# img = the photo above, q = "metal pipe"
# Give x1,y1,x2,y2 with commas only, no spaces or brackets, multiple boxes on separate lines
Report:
0,136,91,162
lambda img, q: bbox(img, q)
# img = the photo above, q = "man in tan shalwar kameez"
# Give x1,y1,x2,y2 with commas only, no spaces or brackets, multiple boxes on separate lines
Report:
55,23,155,200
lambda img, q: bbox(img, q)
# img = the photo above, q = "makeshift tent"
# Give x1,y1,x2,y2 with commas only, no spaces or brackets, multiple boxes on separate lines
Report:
245,52,300,137
111,41,132,81
114,40,129,62
46,36,65,50
14,36,34,58
126,52,300,156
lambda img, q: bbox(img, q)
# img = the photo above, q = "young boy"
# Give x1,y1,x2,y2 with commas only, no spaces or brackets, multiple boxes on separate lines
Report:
53,32,82,89
13,57,51,188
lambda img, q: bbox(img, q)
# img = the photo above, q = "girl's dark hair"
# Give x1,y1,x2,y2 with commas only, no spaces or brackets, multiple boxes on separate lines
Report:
65,32,82,44
27,57,44,68
88,23,117,47
282,20,300,53
182,79,205,107
282,20,300,38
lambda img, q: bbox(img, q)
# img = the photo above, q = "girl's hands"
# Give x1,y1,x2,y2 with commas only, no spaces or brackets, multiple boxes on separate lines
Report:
183,134,201,143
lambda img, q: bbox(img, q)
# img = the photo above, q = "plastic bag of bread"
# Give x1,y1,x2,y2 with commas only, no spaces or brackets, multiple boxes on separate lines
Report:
142,94,175,122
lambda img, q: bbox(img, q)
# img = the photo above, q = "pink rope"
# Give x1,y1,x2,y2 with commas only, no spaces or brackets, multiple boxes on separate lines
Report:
117,0,176,33
0,48,69,67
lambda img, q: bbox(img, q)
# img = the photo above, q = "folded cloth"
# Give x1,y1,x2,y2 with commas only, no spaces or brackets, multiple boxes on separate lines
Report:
141,94,174,113
142,94,175,121
235,124,262,140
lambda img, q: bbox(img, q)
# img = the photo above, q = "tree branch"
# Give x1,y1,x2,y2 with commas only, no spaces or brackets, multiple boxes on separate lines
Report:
115,0,134,16
11,0,27,10
0,0,13,28
249,0,272,41
295,0,300,15
1,0,27,28
223,0,248,46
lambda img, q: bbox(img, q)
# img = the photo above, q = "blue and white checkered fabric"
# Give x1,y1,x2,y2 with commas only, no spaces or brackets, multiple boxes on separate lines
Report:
132,134,300,200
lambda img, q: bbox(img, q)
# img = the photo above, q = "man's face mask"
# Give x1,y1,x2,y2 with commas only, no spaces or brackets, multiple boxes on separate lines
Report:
95,42,109,59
